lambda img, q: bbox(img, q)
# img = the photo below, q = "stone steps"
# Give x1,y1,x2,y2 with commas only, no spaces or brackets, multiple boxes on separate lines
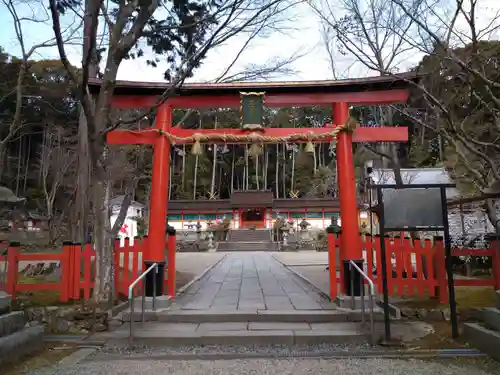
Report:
0,311,25,336
0,300,44,366
101,321,373,346
217,242,277,252
463,323,500,362
121,307,386,323
482,307,500,332
228,229,272,242
0,291,10,314
110,253,382,347
463,291,500,361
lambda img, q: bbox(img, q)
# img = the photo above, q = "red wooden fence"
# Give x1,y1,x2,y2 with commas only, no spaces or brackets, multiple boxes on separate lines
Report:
0,237,169,302
327,234,500,302
1,234,499,304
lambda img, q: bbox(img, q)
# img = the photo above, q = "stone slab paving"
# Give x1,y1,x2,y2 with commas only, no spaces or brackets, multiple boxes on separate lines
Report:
170,252,334,312
270,251,330,266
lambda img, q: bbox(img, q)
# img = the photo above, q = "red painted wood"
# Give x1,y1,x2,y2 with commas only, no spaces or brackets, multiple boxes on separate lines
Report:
123,240,131,294
493,242,500,289
434,239,448,303
60,245,70,302
5,245,19,297
114,240,121,296
402,238,414,296
17,253,62,261
394,238,404,296
2,237,498,303
107,126,409,146
416,240,426,297
333,102,362,262
148,104,173,267
82,244,93,299
73,244,82,300
109,89,410,109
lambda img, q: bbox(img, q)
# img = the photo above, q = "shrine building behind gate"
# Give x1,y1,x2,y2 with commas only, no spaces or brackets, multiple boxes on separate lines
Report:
166,190,370,231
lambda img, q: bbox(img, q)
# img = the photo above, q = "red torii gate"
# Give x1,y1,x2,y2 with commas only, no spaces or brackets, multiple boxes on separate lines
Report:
99,76,412,299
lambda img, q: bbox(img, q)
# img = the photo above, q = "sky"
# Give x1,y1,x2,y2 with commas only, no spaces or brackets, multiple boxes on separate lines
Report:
0,2,345,82
0,1,391,83
0,0,498,83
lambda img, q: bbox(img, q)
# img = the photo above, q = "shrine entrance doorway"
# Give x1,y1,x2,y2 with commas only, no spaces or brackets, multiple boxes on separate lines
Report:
240,208,266,229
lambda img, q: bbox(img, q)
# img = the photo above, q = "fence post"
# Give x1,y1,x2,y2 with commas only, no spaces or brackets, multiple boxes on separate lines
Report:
489,236,500,290
72,243,82,300
434,236,448,304
327,232,337,299
5,242,20,299
60,242,73,302
113,239,121,298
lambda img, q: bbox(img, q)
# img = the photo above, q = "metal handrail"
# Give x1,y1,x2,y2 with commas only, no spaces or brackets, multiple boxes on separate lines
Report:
349,260,376,345
128,263,158,345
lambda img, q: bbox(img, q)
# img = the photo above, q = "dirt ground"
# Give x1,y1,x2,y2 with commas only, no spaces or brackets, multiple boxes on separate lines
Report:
3,344,77,375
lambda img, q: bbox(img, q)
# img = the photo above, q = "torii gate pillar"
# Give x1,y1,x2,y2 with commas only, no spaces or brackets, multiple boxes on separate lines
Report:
144,103,173,297
332,102,363,296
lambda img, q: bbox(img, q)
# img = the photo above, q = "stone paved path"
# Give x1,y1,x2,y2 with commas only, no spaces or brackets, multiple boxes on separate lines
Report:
171,252,333,311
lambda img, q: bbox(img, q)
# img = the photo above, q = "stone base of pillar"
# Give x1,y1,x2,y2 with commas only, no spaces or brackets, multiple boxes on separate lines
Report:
144,261,165,297
336,295,376,309
343,260,363,297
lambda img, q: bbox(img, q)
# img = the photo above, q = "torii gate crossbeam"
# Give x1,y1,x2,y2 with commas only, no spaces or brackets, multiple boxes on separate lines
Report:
108,106,408,300
96,73,417,300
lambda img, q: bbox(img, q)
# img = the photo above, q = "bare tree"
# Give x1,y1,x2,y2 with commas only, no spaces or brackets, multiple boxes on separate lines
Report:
38,125,76,244
0,0,79,179
48,0,302,302
386,0,500,229
310,0,423,183
329,0,500,229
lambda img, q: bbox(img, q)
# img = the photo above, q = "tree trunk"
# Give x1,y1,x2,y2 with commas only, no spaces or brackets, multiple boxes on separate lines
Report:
23,135,31,193
0,143,7,182
486,199,500,236
15,136,22,196
74,108,91,243
92,175,113,304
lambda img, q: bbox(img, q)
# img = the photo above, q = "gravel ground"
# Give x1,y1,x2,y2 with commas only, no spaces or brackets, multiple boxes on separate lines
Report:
25,343,499,375
92,343,379,357
28,356,500,375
